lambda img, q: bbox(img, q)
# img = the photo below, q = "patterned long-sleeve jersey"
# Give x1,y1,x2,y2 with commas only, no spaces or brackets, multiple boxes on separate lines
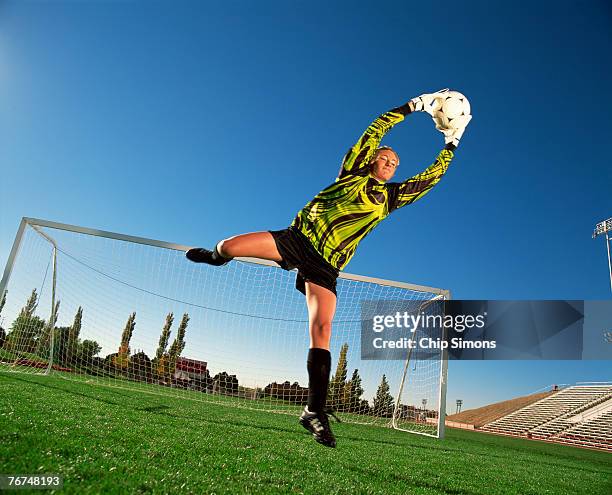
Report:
291,103,455,271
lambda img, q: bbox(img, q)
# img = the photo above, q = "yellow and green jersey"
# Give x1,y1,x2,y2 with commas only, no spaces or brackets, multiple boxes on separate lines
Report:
291,103,455,270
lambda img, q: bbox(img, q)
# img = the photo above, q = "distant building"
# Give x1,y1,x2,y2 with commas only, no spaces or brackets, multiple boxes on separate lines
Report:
174,356,208,382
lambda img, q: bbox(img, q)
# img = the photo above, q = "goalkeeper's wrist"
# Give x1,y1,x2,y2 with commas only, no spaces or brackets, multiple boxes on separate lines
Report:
410,96,426,112
395,102,413,115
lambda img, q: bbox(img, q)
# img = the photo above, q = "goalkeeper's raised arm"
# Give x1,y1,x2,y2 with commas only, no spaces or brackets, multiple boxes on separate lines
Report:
384,89,472,210
338,102,413,178
386,147,455,211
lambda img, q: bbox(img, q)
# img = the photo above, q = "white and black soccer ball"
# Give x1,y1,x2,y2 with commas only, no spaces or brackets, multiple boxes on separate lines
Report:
431,91,471,130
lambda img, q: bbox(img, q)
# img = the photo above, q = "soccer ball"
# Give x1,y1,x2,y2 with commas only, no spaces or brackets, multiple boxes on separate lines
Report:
431,91,471,130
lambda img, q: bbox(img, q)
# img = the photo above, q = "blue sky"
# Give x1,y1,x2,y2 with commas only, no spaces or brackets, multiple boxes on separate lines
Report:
0,0,610,411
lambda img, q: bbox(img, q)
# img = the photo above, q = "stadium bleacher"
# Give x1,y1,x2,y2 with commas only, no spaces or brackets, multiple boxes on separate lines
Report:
480,384,612,451
554,409,612,450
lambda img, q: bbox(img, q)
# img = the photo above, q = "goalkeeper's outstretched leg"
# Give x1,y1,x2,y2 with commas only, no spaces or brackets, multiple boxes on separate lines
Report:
186,232,282,265
218,232,283,261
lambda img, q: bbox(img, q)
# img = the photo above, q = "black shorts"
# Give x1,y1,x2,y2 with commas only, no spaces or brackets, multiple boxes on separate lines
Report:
269,226,339,296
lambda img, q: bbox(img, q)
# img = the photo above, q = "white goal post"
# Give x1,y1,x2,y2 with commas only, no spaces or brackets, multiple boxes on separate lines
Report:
0,217,449,438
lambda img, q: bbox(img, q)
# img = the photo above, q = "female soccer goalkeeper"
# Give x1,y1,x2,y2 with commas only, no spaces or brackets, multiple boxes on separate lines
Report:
186,89,471,448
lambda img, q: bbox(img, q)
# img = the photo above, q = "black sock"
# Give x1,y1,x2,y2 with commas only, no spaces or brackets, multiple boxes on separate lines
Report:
307,348,331,413
212,243,232,263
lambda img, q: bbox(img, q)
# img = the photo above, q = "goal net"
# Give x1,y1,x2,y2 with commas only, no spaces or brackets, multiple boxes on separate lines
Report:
0,218,449,438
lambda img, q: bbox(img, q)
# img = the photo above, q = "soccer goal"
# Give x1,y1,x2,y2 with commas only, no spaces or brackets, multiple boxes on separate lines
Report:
0,218,449,438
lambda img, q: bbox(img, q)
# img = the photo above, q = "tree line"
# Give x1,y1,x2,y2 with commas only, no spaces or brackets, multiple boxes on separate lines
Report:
0,289,188,382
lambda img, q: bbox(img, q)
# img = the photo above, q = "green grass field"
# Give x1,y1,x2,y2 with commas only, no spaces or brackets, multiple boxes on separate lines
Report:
1,372,610,494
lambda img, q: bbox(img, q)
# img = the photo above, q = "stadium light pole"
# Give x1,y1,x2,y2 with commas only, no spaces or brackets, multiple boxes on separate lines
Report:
593,218,612,293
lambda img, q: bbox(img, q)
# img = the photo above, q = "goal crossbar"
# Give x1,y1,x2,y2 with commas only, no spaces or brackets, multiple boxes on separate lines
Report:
2,217,450,297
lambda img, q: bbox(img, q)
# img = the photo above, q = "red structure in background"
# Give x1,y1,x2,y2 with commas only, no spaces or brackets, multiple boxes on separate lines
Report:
175,357,207,376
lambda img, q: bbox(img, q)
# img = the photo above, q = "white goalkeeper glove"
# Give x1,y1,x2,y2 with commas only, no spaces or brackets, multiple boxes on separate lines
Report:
410,88,450,116
438,114,472,148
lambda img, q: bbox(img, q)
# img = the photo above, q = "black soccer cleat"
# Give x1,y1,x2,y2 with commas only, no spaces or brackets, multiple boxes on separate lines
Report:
299,407,338,448
185,247,230,266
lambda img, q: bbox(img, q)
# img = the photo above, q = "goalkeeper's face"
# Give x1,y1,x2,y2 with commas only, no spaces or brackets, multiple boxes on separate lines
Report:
370,149,399,182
